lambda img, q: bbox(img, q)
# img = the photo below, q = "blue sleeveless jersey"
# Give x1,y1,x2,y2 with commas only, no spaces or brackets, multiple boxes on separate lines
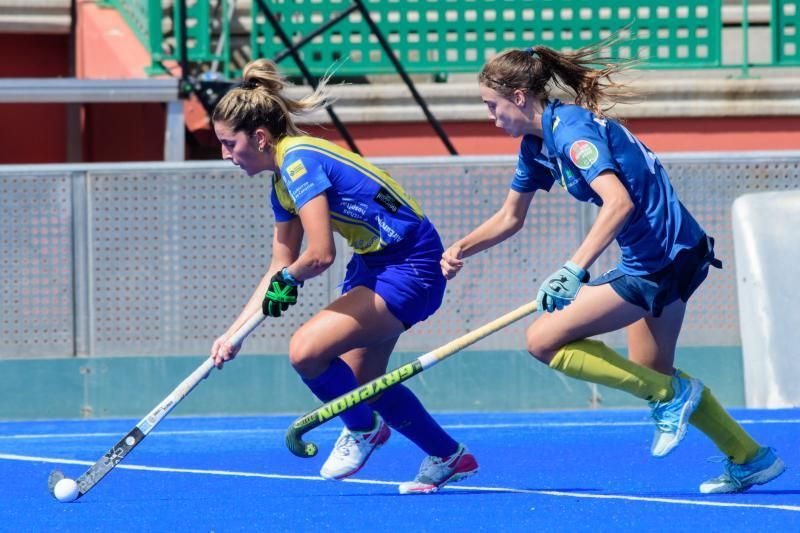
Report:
511,99,705,275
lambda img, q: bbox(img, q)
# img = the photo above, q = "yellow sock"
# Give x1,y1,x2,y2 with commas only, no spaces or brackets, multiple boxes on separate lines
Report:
676,369,761,464
549,339,673,402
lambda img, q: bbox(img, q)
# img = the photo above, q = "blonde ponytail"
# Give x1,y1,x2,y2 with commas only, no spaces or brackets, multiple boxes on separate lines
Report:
213,59,334,137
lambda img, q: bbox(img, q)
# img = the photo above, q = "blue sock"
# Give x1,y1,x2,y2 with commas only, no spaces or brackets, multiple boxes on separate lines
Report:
371,384,458,458
301,358,375,431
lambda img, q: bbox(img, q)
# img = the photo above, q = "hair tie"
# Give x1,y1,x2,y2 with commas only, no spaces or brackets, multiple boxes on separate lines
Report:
239,79,258,90
524,47,539,59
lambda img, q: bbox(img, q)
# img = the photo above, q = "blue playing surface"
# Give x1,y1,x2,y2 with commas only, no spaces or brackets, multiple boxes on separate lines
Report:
2,408,797,531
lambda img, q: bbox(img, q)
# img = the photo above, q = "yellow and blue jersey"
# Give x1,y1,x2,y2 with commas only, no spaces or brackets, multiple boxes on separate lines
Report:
270,136,425,255
511,99,705,275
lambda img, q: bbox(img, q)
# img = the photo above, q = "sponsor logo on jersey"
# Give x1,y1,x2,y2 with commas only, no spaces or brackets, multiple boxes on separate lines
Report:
373,186,401,213
285,159,307,182
569,140,599,169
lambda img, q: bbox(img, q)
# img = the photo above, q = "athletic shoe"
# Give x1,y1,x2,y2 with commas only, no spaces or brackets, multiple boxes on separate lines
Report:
649,375,704,457
700,447,787,494
398,444,479,494
320,414,390,480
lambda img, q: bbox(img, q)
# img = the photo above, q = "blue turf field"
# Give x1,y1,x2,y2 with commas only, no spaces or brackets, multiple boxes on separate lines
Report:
2,408,797,532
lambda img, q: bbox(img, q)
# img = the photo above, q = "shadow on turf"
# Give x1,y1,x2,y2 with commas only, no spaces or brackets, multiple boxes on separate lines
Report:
340,487,603,497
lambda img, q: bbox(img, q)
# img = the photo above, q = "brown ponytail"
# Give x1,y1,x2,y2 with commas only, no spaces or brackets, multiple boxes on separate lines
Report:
479,34,637,117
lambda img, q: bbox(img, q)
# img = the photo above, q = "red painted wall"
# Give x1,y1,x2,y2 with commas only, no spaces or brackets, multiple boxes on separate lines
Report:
3,24,797,164
0,34,70,164
82,103,166,162
301,116,800,159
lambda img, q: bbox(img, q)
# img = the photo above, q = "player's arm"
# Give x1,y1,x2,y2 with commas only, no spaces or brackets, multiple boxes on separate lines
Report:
284,193,335,282
442,189,535,279
227,190,333,326
535,170,633,312
568,170,633,270
211,217,304,367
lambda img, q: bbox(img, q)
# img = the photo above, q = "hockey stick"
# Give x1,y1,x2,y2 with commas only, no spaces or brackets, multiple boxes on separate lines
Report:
47,310,267,501
285,300,538,458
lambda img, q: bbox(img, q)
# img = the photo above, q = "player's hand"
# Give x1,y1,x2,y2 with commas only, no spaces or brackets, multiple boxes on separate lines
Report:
536,261,590,313
211,334,242,369
263,268,300,317
441,244,464,279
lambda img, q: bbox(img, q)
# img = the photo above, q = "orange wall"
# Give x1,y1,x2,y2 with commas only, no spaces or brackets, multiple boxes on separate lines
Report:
301,116,800,159
0,34,70,164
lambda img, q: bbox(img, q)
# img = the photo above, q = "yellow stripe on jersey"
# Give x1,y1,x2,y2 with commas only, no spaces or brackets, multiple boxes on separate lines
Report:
272,173,296,216
330,212,385,253
276,136,424,219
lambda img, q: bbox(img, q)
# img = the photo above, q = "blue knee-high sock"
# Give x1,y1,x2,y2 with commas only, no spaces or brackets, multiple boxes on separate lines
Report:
301,358,375,431
371,384,458,458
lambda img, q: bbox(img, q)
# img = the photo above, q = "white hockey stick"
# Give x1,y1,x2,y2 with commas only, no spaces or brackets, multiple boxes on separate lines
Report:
47,311,267,501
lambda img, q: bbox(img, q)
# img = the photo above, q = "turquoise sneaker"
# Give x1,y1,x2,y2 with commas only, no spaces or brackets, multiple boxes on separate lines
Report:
649,375,704,457
700,447,786,494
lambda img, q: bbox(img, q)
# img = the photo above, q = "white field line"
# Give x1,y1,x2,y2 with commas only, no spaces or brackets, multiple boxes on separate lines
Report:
1,452,799,513
1,418,798,441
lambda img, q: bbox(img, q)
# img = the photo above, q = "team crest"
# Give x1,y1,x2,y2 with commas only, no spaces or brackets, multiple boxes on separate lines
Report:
569,140,599,169
285,159,307,182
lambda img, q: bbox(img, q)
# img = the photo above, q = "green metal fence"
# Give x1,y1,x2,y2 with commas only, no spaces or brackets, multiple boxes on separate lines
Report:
773,0,800,65
102,0,799,78
99,0,231,76
252,0,722,76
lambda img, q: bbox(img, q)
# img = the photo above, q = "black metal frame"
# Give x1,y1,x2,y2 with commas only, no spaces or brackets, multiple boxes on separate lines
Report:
175,0,458,155
351,0,457,155
253,0,458,155
254,0,360,154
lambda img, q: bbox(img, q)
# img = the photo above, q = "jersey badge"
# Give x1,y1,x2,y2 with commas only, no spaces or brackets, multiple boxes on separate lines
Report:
569,140,599,170
374,187,400,213
285,159,307,182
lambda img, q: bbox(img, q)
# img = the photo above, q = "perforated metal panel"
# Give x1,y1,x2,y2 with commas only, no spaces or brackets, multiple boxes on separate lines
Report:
0,171,74,357
2,153,800,359
594,153,800,348
86,168,333,356
384,159,584,351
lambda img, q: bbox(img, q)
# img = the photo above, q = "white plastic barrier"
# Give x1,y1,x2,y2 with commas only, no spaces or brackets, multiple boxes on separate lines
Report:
732,190,800,408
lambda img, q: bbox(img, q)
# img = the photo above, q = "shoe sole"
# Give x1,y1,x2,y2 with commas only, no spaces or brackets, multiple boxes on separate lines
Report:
652,378,704,458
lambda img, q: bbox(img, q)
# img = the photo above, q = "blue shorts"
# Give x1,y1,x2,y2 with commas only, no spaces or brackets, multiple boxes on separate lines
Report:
341,218,446,329
589,235,721,318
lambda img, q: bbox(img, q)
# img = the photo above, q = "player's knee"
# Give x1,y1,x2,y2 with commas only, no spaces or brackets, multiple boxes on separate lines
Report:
288,331,327,377
525,331,557,364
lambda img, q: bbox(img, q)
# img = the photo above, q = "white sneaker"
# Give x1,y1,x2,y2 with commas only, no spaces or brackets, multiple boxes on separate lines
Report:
320,414,390,480
398,444,479,494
